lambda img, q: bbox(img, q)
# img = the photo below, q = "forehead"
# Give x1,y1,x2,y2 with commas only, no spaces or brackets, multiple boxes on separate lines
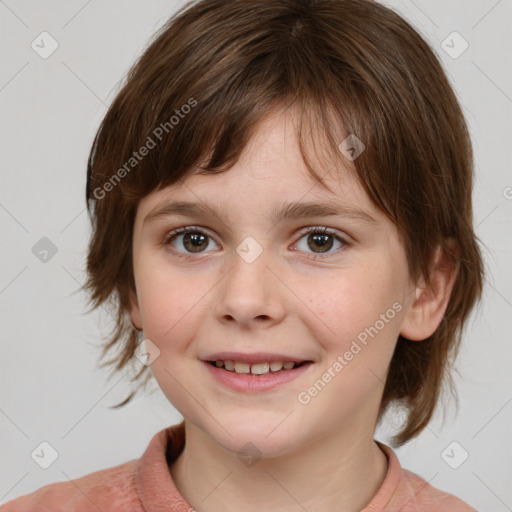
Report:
136,107,376,219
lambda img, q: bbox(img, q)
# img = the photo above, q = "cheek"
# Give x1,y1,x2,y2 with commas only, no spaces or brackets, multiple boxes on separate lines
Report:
135,260,216,346
134,261,186,340
308,262,403,352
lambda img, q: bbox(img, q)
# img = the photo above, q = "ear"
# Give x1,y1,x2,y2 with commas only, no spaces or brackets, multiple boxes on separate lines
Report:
400,241,459,341
128,288,143,331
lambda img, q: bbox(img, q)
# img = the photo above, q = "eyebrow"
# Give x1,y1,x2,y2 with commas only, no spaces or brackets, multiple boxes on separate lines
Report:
143,200,377,226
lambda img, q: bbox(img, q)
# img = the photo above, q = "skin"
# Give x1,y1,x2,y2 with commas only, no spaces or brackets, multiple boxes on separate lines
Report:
129,105,457,512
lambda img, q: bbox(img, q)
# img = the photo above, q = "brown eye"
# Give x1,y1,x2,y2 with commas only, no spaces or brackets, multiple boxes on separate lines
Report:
164,227,219,256
181,232,209,253
293,227,346,258
306,232,334,253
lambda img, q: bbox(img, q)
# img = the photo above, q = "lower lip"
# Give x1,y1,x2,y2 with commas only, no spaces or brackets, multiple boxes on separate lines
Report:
202,361,313,392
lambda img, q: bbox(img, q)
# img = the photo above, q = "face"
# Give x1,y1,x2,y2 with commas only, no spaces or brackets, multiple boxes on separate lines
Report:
129,107,419,458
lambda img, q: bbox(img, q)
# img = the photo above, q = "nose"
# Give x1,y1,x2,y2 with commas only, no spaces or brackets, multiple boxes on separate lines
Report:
214,244,287,329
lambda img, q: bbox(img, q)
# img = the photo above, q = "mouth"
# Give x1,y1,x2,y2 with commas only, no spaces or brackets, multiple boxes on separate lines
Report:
206,359,310,376
202,355,314,393
201,351,314,392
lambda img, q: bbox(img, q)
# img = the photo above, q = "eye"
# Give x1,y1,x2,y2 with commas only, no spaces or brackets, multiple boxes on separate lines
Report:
163,225,349,260
163,226,219,256
292,227,347,258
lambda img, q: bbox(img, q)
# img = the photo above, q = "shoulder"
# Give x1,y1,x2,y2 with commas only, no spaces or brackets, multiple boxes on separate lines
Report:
395,467,478,512
1,459,142,512
371,443,477,512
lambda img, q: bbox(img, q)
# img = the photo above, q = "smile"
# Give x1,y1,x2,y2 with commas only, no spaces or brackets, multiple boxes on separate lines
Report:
203,359,314,393
207,360,306,375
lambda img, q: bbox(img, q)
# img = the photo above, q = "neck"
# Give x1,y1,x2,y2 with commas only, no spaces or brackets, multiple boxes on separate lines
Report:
170,420,388,512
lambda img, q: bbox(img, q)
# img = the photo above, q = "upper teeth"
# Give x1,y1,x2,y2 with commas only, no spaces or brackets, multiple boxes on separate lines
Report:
214,360,297,375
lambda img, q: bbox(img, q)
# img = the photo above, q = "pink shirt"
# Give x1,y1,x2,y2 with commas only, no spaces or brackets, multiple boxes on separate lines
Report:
1,422,477,511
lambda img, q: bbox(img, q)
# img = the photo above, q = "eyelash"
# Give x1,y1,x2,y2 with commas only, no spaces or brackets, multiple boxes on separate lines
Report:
162,225,350,261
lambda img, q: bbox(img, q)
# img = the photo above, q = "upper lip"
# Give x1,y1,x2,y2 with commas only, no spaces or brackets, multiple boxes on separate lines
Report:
201,352,311,364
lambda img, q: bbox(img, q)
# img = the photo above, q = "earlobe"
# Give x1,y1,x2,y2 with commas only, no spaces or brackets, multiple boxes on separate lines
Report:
400,243,459,341
129,289,143,331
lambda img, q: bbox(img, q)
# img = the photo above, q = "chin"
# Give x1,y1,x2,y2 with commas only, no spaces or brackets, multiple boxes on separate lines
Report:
201,412,307,460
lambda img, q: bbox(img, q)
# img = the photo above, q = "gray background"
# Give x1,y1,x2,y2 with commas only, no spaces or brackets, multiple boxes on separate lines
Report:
1,0,511,509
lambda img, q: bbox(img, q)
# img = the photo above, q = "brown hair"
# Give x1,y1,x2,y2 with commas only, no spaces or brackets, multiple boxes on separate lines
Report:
85,0,483,446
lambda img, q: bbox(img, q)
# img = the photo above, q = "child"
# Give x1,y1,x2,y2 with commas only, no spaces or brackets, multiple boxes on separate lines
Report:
3,0,484,510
